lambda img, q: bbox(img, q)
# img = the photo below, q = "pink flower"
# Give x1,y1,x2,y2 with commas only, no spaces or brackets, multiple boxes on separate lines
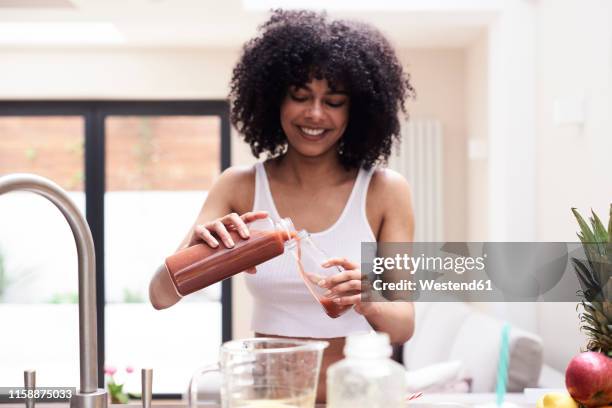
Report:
125,366,134,374
104,365,117,376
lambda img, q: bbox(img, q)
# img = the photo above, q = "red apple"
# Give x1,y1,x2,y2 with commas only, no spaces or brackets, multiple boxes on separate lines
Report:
565,351,612,407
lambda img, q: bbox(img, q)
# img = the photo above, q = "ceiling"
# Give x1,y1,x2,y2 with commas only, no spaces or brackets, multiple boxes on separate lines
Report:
0,0,499,48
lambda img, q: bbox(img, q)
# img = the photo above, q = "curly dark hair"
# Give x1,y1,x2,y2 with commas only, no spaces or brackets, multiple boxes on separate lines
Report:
229,9,415,169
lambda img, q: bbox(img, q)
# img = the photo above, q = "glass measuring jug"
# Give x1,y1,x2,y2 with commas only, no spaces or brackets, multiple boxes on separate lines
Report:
188,338,328,408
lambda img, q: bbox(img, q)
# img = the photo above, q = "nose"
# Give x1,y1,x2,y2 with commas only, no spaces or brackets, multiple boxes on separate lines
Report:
304,100,324,122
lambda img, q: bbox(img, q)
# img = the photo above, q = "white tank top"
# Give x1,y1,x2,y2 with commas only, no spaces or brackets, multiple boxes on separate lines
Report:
245,161,377,338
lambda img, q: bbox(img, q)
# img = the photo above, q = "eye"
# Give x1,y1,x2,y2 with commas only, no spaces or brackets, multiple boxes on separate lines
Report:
288,87,310,102
326,99,347,108
290,93,309,102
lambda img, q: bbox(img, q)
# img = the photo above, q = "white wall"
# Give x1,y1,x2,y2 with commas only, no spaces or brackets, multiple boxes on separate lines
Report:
398,48,468,242
466,30,489,241
460,0,541,348
487,0,537,243
466,0,611,372
473,0,539,351
535,0,612,240
534,0,612,372
0,47,240,99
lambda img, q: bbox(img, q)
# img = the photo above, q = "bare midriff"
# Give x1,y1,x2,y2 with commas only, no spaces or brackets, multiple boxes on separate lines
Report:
166,229,295,295
255,332,344,404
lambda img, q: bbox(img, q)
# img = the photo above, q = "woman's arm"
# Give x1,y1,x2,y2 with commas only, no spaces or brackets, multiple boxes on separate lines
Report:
148,166,266,309
321,169,415,343
175,166,254,250
364,169,415,343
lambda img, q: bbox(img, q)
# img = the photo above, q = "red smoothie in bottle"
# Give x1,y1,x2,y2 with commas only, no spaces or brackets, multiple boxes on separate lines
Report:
150,217,295,309
167,228,292,295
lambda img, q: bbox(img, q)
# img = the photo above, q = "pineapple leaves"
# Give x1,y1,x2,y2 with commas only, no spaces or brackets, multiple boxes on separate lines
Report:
572,205,611,356
591,210,608,243
572,258,600,289
572,207,596,243
609,205,612,243
608,204,612,261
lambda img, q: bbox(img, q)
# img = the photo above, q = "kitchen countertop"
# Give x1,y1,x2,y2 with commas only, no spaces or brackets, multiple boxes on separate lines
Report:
0,393,534,408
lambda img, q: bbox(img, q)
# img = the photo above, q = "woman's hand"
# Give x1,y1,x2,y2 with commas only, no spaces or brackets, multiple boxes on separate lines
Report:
189,211,269,274
317,257,381,317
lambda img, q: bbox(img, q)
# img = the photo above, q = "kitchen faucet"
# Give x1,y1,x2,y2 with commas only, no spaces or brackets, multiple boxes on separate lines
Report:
0,173,107,408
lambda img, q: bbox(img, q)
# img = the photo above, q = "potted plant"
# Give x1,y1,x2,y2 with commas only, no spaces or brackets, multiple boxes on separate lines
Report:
105,365,134,404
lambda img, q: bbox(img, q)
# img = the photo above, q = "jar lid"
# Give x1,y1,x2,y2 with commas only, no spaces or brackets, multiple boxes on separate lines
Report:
344,331,392,358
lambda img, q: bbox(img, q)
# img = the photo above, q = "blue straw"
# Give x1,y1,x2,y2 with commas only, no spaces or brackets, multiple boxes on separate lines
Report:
496,323,511,407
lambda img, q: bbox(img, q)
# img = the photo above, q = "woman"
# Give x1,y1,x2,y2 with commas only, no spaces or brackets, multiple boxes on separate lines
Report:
150,9,416,401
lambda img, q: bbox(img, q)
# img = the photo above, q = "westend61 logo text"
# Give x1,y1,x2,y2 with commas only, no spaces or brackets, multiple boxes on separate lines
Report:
363,242,588,302
372,253,487,275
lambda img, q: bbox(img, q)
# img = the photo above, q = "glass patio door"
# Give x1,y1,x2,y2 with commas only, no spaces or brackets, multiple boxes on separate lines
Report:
0,101,230,396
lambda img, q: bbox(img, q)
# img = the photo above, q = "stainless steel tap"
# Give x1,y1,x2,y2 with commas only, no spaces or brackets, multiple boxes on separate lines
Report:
141,369,152,408
24,369,35,408
0,173,107,408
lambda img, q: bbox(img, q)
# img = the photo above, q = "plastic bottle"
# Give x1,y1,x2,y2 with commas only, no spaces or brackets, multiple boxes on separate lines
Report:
327,332,406,408
149,217,296,309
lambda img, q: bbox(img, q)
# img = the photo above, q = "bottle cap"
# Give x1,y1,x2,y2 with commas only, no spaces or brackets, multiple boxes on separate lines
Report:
344,331,392,358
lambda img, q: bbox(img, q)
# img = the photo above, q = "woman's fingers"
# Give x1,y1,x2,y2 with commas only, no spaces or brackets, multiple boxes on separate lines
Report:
195,224,220,248
323,279,363,297
240,211,269,223
322,257,358,270
328,291,380,317
222,212,249,239
193,211,269,249
317,267,362,288
331,293,362,306
245,266,257,274
207,220,235,248
306,272,325,285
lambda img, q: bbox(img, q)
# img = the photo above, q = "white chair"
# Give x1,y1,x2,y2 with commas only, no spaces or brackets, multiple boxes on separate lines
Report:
403,302,543,392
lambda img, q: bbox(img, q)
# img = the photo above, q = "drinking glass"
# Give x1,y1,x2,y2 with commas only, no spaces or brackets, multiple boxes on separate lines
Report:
287,231,354,318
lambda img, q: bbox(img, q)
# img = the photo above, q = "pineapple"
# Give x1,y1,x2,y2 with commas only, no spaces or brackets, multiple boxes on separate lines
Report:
571,204,612,357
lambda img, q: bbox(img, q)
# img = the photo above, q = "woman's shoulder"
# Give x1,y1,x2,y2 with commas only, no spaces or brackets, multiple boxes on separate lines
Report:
368,167,412,200
217,164,256,186
367,167,415,240
213,165,256,212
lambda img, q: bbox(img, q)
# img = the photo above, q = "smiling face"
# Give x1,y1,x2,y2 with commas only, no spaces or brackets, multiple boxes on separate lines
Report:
280,78,350,159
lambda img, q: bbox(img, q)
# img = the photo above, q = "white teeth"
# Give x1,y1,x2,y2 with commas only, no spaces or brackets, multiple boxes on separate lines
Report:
300,127,325,136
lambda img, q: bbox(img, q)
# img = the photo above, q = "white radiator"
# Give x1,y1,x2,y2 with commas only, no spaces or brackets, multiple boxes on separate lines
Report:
387,119,444,242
